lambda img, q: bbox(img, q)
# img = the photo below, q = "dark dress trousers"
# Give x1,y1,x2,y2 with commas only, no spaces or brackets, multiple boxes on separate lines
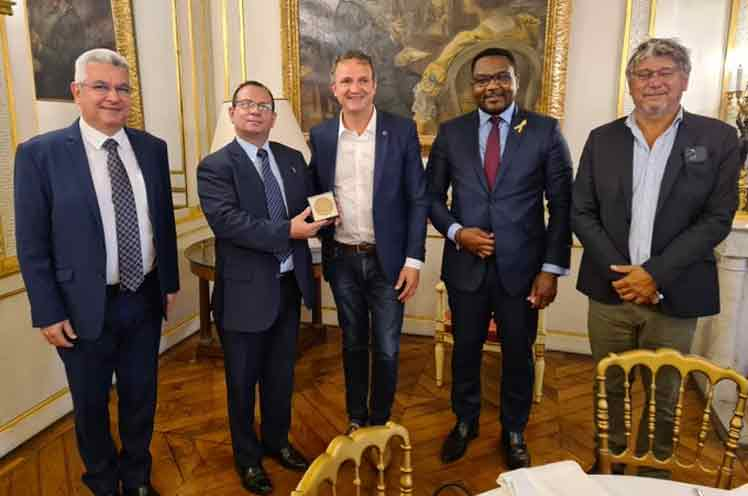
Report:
572,112,741,318
426,108,572,431
308,110,428,426
197,139,315,469
14,120,179,495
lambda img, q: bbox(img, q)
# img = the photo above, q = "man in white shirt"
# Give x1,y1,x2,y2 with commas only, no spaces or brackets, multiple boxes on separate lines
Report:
15,48,179,496
309,50,428,433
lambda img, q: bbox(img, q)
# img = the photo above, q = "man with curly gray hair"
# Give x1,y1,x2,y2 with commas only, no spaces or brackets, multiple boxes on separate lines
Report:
572,37,741,478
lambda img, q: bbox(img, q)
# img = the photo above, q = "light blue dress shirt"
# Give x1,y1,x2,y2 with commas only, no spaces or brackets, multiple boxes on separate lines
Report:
446,103,568,276
626,108,683,266
236,137,294,273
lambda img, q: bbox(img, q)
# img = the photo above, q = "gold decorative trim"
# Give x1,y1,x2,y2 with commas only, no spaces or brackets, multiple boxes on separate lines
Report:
170,0,188,208
0,2,14,16
648,0,657,36
0,17,18,278
0,282,23,300
720,0,742,122
199,1,214,148
239,0,247,81
617,0,634,117
0,313,200,433
112,0,144,129
186,0,202,165
175,205,204,225
221,0,230,101
281,0,571,139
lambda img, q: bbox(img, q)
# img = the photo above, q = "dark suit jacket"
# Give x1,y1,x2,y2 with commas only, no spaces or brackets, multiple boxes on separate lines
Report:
14,120,180,340
308,110,428,284
427,108,573,296
197,139,315,333
572,112,741,318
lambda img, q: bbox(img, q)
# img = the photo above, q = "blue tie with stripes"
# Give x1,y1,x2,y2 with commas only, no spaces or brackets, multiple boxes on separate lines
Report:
257,148,291,263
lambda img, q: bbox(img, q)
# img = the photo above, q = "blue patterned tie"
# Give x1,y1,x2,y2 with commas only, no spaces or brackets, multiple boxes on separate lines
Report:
103,138,144,291
257,148,291,263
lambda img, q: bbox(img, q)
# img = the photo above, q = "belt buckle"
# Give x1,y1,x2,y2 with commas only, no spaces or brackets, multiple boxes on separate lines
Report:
355,243,371,254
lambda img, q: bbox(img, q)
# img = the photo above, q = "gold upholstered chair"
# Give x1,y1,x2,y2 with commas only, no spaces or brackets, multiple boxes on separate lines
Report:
595,348,748,489
434,281,546,403
291,421,413,496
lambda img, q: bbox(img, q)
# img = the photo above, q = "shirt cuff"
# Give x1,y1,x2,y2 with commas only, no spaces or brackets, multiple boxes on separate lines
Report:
542,263,570,277
404,257,423,270
447,223,463,246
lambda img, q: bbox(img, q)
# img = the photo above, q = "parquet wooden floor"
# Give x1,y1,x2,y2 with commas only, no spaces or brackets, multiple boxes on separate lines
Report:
2,330,748,495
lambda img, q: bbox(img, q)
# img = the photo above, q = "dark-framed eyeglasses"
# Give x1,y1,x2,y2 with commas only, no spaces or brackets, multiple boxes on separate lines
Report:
78,81,132,97
632,67,680,82
472,72,514,88
234,99,274,113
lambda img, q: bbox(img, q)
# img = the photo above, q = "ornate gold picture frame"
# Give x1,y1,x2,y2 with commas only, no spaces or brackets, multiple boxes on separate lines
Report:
281,0,571,153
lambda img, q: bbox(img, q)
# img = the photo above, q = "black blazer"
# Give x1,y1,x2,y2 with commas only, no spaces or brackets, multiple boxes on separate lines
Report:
426,108,573,295
197,139,315,333
308,110,428,284
572,112,742,318
14,120,180,340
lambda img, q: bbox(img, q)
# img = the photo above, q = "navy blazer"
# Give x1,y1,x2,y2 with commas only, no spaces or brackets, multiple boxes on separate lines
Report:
426,108,573,296
572,112,741,318
308,110,428,284
14,120,180,340
197,139,315,333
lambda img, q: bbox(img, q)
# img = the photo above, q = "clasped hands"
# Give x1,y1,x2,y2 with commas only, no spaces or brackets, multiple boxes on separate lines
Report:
456,227,557,309
610,265,660,305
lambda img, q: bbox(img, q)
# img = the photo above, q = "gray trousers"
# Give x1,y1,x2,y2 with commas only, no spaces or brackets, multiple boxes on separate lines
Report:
588,299,697,477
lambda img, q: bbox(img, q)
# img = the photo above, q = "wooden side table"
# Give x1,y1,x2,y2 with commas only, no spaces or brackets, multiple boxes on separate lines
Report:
185,237,326,359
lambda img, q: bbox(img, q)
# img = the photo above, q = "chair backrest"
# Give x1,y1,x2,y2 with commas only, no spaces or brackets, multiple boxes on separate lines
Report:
595,348,748,488
291,421,413,496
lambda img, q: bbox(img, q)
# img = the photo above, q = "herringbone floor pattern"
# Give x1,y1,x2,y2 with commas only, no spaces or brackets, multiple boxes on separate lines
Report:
2,330,747,495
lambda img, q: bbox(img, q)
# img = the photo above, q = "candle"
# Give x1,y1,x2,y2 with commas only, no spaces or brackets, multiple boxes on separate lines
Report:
738,64,744,92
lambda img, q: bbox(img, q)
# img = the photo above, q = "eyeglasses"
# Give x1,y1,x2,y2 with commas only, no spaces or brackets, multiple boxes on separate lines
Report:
472,72,514,88
234,99,274,113
632,67,680,82
78,81,132,97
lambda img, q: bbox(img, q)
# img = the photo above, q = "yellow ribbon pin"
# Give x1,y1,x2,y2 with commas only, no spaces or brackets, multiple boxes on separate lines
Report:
514,119,528,134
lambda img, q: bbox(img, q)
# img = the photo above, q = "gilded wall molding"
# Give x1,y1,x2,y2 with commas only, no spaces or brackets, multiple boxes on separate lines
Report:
0,16,18,278
0,1,14,16
112,0,144,129
617,0,654,117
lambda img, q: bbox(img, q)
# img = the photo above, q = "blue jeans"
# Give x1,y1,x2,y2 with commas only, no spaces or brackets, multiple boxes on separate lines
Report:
325,249,404,425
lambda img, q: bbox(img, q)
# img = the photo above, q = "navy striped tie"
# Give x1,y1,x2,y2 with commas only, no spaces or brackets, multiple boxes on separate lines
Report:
257,148,291,263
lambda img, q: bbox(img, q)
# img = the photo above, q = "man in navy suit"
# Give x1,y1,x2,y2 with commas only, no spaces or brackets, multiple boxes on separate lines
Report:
573,38,741,478
426,48,572,467
14,49,179,496
308,50,428,435
198,81,329,495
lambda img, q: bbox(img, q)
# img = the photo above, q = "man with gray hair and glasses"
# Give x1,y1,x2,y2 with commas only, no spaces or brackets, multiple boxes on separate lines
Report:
572,38,741,478
15,48,179,496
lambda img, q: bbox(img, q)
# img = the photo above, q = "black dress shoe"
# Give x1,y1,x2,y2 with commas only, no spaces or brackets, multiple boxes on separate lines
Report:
440,420,479,463
502,431,531,469
267,444,309,472
122,485,159,496
238,465,273,495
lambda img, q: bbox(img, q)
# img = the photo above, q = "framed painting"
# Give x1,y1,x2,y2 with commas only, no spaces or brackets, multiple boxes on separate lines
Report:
281,0,571,150
25,0,143,128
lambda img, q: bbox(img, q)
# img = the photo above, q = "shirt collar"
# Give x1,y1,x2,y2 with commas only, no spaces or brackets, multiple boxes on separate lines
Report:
79,118,128,151
478,102,516,128
235,136,270,162
625,106,684,136
338,107,377,139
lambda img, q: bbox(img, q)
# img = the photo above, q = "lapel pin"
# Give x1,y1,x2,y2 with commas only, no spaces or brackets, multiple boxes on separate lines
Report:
291,166,297,174
514,119,527,134
382,130,388,136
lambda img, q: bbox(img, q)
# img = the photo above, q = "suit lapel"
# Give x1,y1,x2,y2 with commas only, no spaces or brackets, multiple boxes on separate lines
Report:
461,111,489,193
270,142,299,214
66,121,104,239
494,106,527,192
227,139,267,213
125,128,158,225
655,115,690,214
320,118,340,192
615,120,635,221
373,111,389,196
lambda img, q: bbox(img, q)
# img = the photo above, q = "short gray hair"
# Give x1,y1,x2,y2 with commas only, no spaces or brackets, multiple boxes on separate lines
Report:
626,38,691,79
74,48,129,83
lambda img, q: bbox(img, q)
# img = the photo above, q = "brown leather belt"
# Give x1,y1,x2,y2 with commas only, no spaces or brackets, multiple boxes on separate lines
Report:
334,241,377,255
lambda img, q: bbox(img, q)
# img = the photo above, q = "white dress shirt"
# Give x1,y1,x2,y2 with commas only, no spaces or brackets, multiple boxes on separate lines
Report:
79,118,155,285
334,108,422,270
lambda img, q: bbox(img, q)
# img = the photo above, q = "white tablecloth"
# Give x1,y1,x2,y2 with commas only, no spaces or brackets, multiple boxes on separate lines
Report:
479,474,744,496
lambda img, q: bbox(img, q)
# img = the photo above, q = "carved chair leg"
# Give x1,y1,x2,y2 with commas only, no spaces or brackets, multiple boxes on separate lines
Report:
435,340,445,387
